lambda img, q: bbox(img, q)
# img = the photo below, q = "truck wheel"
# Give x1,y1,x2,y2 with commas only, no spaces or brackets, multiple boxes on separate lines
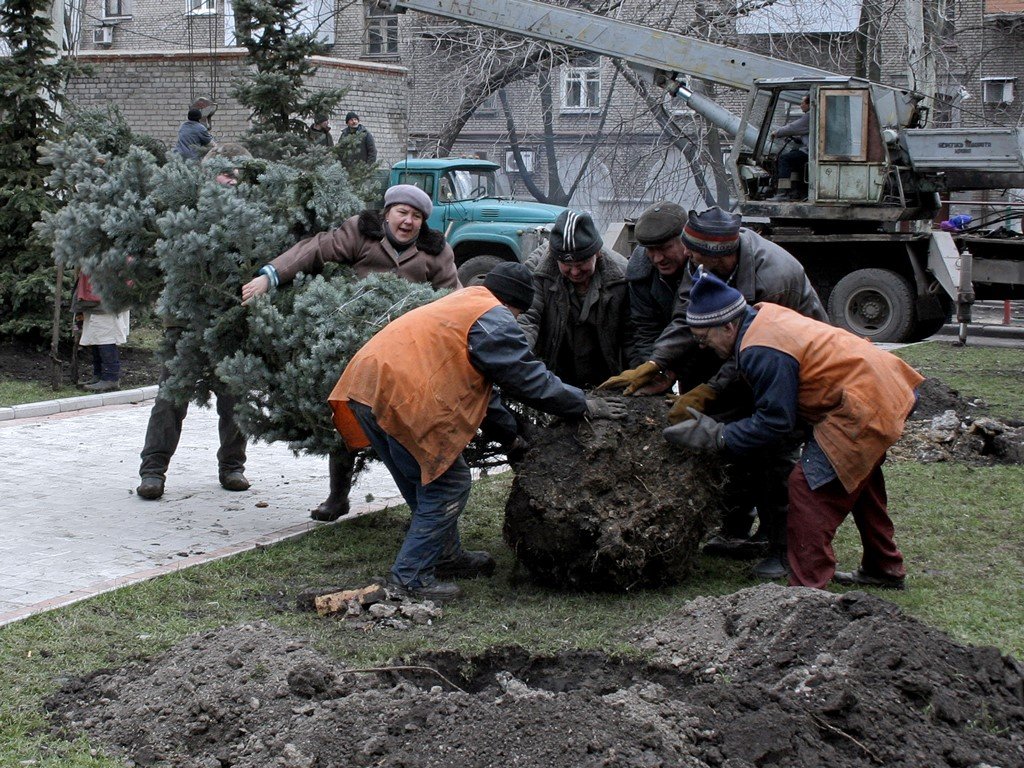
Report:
827,268,915,342
458,255,506,287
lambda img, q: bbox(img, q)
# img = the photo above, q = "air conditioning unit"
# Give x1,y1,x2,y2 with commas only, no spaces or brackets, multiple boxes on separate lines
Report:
93,26,114,45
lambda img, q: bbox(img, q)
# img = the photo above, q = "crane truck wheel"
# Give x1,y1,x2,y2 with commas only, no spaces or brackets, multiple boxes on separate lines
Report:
457,255,506,287
827,268,915,343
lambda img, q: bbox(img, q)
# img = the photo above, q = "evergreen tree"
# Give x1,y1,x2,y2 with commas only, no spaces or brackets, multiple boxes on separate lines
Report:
231,0,346,136
0,0,80,340
217,272,443,455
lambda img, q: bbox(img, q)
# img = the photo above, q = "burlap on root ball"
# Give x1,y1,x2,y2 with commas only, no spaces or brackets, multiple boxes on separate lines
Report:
503,397,727,591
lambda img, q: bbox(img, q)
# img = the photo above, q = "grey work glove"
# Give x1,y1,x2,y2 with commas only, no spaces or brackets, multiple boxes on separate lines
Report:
585,397,628,420
663,407,726,451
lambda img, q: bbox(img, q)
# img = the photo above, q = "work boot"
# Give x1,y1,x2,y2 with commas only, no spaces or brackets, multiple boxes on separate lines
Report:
751,549,788,580
137,476,165,500
219,471,250,492
311,450,355,522
83,379,119,392
384,574,462,603
435,550,496,580
833,568,906,591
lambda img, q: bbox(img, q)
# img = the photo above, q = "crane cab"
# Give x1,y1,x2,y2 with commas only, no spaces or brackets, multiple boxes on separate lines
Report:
732,79,935,225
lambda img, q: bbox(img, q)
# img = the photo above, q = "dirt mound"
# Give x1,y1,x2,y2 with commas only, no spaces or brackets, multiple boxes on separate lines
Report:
910,377,986,421
46,586,1024,768
503,396,726,591
894,409,1024,465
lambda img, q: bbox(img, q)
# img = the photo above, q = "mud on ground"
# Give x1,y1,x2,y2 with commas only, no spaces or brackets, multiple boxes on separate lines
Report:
46,585,1024,768
0,340,162,391
897,377,1024,465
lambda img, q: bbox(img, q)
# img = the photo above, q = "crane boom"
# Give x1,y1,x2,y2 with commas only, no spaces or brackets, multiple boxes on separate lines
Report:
382,0,833,93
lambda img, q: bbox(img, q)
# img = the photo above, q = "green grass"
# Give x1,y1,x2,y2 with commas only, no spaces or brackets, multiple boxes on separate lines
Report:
2,339,1023,764
0,380,83,407
894,341,1024,419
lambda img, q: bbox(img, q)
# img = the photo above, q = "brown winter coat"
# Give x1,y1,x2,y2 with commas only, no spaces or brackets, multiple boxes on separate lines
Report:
268,210,459,291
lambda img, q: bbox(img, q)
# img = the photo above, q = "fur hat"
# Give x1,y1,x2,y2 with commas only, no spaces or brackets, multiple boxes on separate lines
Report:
313,114,329,125
384,184,433,218
635,201,687,246
484,262,535,311
549,210,602,263
681,206,742,258
686,266,747,327
345,111,359,122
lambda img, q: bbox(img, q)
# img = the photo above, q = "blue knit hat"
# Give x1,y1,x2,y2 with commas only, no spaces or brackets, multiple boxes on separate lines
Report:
686,266,747,327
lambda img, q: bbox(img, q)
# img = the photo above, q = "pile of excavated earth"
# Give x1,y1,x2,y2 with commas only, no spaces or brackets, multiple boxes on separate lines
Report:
42,376,1024,767
47,585,1023,768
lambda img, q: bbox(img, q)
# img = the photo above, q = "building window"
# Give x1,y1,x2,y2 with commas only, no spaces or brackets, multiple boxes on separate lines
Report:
981,77,1015,105
103,0,132,19
187,0,215,15
505,149,535,173
561,55,602,113
475,91,499,116
364,2,398,57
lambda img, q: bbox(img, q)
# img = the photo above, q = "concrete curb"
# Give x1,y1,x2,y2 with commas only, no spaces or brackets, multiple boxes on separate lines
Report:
0,385,159,422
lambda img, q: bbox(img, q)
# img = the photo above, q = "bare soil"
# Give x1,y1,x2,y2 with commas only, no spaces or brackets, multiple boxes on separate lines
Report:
45,585,1024,768
504,396,726,590
0,340,162,391
20,355,1024,766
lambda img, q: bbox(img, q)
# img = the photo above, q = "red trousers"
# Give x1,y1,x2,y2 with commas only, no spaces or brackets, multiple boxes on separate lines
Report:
787,458,905,589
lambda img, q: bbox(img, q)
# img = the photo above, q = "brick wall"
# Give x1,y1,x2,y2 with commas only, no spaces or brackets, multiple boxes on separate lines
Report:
66,50,410,163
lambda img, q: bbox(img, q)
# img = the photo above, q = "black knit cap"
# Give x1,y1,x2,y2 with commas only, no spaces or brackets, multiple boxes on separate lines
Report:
549,210,602,263
345,111,359,122
484,262,535,311
635,201,687,246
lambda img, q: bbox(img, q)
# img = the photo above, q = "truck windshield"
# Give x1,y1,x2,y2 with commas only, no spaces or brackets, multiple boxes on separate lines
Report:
440,169,497,201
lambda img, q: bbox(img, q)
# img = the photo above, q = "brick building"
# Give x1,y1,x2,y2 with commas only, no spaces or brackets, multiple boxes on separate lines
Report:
68,0,1024,228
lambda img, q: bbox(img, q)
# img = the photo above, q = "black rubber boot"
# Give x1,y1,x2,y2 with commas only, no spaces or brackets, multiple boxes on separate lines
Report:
311,450,355,522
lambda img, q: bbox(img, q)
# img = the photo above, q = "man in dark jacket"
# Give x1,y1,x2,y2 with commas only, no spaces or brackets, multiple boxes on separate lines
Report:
328,262,626,602
173,108,214,160
340,112,377,165
663,268,922,590
307,114,333,147
603,206,827,579
624,201,707,395
519,210,634,389
241,184,459,524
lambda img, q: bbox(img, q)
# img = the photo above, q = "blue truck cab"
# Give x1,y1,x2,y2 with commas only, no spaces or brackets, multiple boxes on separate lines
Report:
389,158,565,284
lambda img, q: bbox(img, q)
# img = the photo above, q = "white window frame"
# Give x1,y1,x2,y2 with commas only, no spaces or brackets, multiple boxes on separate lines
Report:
187,0,215,16
364,2,399,57
505,149,535,173
102,0,132,20
561,56,602,113
981,77,1015,106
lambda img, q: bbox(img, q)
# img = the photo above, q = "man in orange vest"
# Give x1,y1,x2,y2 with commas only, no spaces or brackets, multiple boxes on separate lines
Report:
328,262,627,602
663,268,923,590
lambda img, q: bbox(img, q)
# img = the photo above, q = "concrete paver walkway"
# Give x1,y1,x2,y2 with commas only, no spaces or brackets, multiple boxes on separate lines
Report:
0,399,403,627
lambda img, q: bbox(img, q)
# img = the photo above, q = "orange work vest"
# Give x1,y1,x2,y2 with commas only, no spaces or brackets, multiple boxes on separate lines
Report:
740,303,924,493
328,286,501,484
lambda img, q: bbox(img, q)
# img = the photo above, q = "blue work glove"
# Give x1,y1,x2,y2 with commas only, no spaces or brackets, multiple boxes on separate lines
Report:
663,407,725,451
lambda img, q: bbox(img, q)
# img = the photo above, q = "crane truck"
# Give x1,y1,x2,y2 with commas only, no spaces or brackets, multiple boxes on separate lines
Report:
384,0,1024,342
